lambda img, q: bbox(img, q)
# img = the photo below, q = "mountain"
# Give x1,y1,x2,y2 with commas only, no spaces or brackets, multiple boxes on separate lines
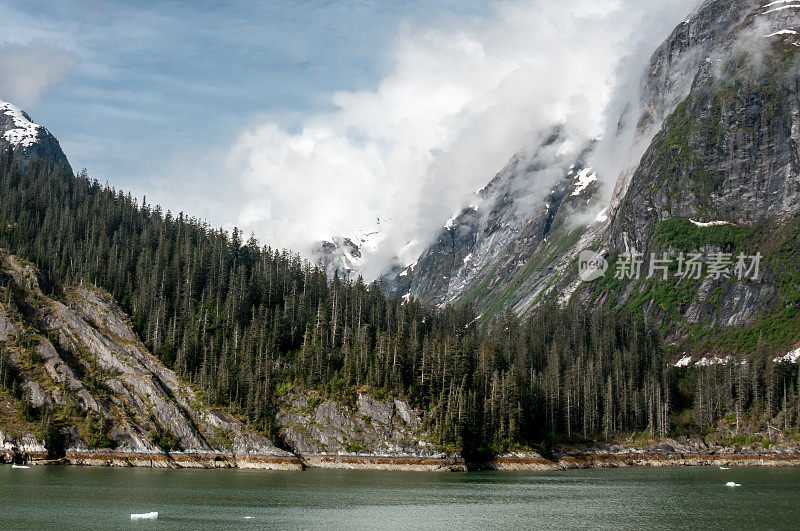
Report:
0,100,71,172
388,127,601,316
4,0,800,468
312,219,386,279
0,249,299,468
390,0,800,360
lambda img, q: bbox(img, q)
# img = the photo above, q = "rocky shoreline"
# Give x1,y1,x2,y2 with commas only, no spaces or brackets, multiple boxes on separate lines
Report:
5,447,800,472
482,453,800,471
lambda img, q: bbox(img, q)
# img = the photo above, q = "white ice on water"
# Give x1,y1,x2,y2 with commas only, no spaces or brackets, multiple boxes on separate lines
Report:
130,512,158,520
726,481,742,487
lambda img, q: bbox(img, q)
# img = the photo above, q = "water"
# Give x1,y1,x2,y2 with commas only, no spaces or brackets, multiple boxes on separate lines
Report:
2,465,799,529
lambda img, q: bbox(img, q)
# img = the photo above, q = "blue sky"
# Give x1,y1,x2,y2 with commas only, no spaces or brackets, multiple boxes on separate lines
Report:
1,0,697,276
1,0,488,218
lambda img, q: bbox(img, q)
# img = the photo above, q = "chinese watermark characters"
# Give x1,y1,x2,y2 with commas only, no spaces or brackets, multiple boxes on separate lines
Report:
579,251,762,282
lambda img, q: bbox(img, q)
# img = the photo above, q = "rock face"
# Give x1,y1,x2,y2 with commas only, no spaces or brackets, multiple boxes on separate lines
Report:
312,220,386,280
389,128,601,320
0,251,299,469
0,100,72,172
275,391,465,471
613,1,800,249
390,0,800,353
0,250,459,470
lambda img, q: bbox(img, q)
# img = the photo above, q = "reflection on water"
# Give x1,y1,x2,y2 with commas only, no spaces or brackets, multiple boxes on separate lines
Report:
1,465,799,529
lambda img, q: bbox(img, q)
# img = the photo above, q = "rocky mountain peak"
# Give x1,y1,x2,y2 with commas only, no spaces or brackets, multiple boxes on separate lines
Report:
0,99,71,172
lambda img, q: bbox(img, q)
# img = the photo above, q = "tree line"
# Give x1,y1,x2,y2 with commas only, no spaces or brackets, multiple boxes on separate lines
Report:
1,151,798,453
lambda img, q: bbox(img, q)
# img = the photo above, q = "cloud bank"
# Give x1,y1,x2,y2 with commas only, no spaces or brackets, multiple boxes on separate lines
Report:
0,42,78,108
230,0,699,280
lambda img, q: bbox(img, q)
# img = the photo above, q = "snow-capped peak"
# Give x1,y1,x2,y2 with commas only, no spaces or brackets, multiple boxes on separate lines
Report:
1,100,42,148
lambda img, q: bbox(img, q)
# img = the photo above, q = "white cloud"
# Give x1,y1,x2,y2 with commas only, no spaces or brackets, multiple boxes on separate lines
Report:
0,42,78,108
231,0,698,280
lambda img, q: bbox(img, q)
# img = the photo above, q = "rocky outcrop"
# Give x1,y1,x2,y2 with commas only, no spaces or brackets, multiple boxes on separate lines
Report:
612,2,800,250
0,100,72,172
0,251,300,469
390,0,800,358
276,391,465,471
479,438,800,471
389,128,600,320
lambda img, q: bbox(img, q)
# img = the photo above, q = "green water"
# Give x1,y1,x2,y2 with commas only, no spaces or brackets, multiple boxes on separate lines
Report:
1,465,799,529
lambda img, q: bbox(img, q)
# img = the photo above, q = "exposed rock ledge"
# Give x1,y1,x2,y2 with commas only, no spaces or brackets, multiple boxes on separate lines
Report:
298,454,466,472
480,441,800,470
482,453,800,471
57,451,302,470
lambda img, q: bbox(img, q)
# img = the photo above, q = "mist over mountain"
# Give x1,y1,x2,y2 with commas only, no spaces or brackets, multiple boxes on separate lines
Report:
3,0,800,472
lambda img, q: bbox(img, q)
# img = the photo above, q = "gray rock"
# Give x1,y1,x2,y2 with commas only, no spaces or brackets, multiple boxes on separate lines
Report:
0,251,293,461
0,100,72,172
277,392,438,458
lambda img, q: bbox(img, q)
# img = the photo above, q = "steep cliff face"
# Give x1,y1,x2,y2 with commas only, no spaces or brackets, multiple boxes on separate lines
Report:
613,1,800,248
391,0,800,357
388,128,601,320
586,1,800,354
0,251,299,468
0,101,72,172
0,250,460,469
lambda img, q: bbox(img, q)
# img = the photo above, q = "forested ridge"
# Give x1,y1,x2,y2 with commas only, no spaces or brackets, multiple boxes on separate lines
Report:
2,152,799,455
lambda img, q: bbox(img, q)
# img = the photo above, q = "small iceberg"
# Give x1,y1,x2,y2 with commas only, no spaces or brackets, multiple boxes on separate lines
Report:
130,512,158,520
719,467,730,470
11,464,30,469
726,482,741,488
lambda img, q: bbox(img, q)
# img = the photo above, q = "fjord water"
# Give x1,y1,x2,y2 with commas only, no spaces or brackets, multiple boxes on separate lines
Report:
2,466,799,529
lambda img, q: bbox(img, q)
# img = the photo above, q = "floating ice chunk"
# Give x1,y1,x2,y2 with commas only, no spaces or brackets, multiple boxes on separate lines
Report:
244,516,253,519
720,467,730,470
130,512,158,520
11,464,30,469
726,482,741,487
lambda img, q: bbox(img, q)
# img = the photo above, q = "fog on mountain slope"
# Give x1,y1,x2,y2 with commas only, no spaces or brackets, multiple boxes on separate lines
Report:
232,0,700,282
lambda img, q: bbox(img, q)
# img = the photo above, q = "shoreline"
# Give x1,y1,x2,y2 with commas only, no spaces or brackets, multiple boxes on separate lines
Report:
6,451,800,472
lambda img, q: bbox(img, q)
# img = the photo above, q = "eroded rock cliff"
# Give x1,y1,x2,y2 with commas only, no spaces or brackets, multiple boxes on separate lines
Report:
0,251,299,469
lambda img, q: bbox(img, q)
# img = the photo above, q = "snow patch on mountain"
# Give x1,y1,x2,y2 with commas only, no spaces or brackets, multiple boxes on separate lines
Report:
763,4,800,15
572,167,597,196
1,101,41,148
689,219,729,227
764,29,798,37
774,347,800,364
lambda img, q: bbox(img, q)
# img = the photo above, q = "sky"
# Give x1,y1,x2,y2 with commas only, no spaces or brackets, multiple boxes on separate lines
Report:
0,0,698,279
